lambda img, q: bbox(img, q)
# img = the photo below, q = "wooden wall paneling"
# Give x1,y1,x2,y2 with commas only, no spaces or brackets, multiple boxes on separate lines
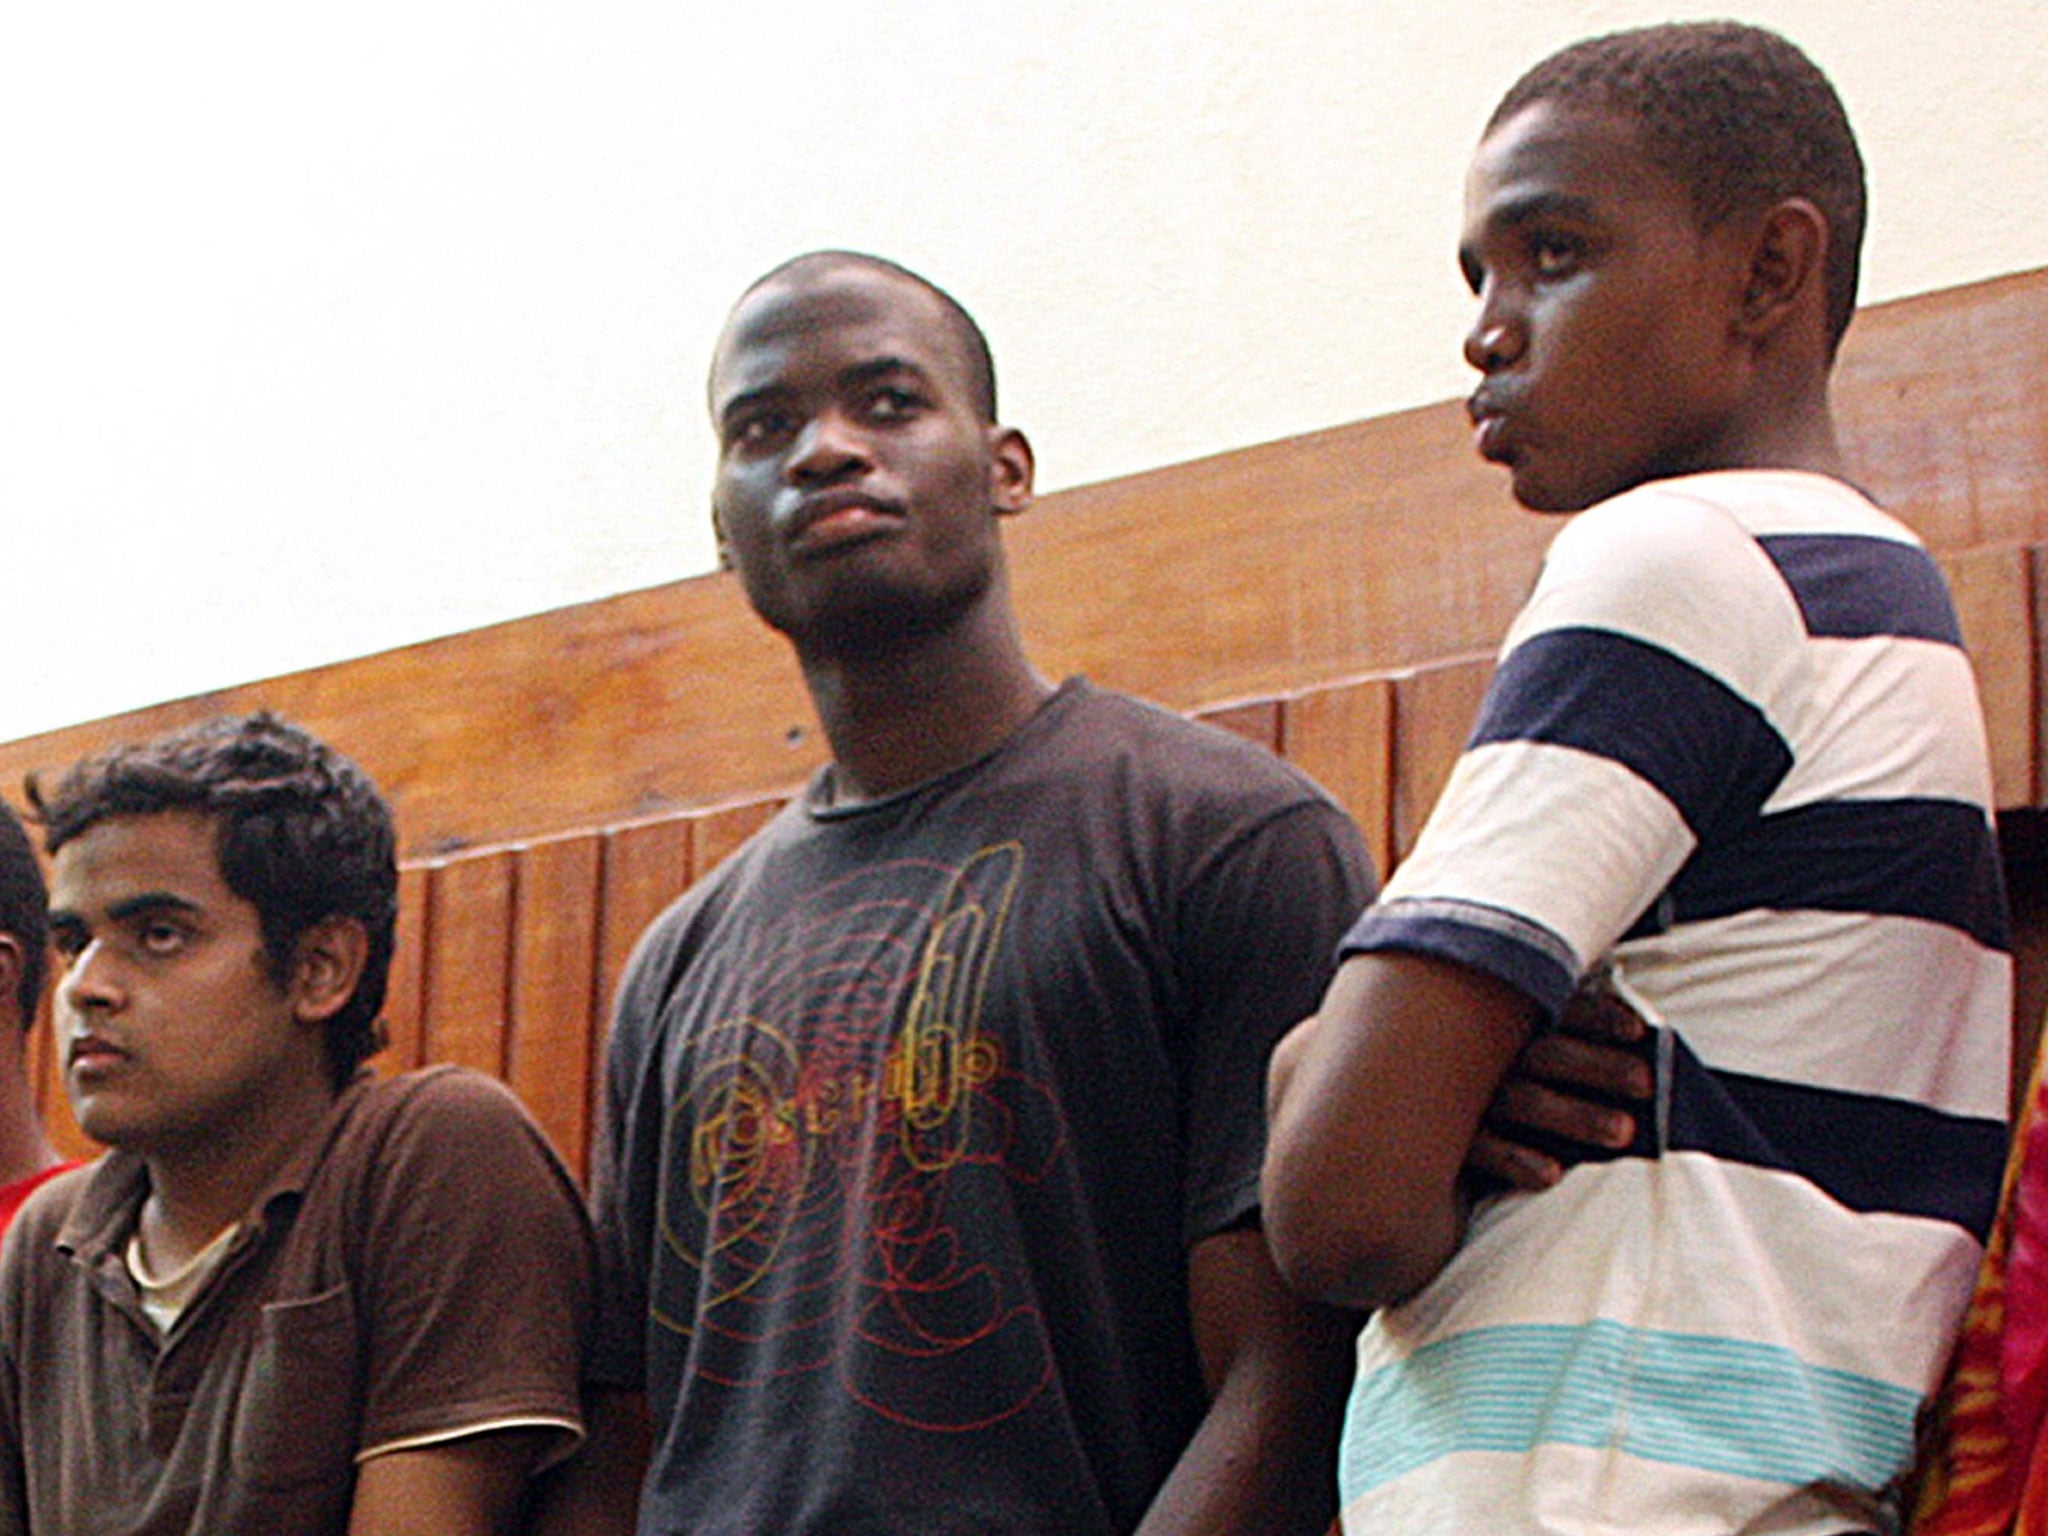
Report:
506,832,605,1179
1192,698,1284,753
1011,407,1550,716
595,815,698,1035
1837,269,2048,550
419,848,517,1078
690,797,786,884
1281,677,1396,882
1939,543,2040,810
1391,657,1495,866
379,863,432,1076
588,814,698,1163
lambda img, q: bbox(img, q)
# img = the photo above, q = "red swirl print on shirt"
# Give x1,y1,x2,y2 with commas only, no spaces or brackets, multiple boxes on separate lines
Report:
656,842,1070,1432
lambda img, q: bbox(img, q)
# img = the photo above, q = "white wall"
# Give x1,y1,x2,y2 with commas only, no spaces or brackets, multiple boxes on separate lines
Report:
3,1,2041,741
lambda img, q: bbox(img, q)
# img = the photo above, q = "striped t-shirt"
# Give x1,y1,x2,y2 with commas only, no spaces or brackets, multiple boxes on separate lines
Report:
1337,470,2011,1534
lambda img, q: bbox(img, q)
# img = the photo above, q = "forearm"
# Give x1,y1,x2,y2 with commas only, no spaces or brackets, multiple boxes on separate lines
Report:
1133,1323,1355,1536
1137,1228,1361,1536
1263,952,1534,1310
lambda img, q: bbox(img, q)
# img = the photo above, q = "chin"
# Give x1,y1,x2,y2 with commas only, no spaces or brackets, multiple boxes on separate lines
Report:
1511,476,1597,515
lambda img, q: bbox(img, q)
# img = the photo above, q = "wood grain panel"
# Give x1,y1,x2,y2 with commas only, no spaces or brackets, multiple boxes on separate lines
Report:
690,797,785,883
1940,544,2040,810
1836,269,2048,550
507,833,604,1179
420,848,516,1077
1192,699,1283,753
596,815,697,1032
1282,677,1396,883
379,864,431,1075
1391,657,1494,867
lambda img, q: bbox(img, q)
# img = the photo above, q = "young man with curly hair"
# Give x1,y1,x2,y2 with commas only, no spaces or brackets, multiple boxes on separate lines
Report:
0,713,595,1536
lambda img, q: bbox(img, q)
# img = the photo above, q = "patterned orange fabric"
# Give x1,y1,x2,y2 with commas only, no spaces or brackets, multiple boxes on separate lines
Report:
1914,1053,2048,1534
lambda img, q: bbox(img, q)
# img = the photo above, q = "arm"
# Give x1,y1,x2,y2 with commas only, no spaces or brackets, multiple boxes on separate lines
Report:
1262,951,1536,1310
522,1388,651,1536
350,1429,556,1536
1134,1227,1360,1536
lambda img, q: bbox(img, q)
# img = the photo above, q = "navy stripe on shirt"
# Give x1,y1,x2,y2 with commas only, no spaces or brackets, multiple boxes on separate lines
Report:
1470,628,1793,841
1662,1033,2007,1241
1629,797,2010,951
1756,534,1964,645
1341,897,1579,1023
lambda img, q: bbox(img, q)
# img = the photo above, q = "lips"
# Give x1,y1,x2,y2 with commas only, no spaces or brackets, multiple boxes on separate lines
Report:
784,491,903,555
65,1032,129,1079
1466,392,1518,465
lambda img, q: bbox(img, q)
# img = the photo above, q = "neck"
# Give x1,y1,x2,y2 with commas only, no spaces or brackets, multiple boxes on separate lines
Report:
797,587,1054,806
139,1070,337,1273
1706,359,1847,483
0,1026,58,1189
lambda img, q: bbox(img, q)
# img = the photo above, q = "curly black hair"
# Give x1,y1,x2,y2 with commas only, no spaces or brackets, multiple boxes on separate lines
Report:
0,801,46,1026
30,713,397,1087
1489,21,1866,355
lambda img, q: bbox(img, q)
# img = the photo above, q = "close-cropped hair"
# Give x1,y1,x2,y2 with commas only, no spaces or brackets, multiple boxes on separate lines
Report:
0,801,47,1027
29,712,398,1088
736,250,1001,422
1490,20,1866,354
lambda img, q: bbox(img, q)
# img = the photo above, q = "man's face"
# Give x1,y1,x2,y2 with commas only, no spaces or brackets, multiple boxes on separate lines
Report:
47,810,320,1155
1458,101,1752,513
708,262,1030,653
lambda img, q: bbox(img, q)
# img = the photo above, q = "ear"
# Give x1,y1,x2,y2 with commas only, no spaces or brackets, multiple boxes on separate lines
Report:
1734,197,1830,344
988,425,1035,518
288,916,370,1027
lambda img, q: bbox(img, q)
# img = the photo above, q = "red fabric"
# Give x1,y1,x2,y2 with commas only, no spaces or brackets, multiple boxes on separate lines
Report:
1915,1063,2048,1534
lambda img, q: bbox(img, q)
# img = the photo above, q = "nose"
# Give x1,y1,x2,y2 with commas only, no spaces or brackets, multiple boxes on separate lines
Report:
1463,280,1525,374
59,939,122,1013
786,408,871,486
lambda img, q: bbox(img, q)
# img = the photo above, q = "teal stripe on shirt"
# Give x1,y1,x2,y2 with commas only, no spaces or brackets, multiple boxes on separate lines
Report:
1341,1321,1921,1499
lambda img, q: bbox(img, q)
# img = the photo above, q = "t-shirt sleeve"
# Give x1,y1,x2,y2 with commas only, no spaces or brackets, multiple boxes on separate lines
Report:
1342,490,1801,1021
353,1069,595,1463
1180,796,1375,1243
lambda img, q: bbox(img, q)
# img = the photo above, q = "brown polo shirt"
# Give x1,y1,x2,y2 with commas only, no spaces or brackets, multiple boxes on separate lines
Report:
0,1066,593,1536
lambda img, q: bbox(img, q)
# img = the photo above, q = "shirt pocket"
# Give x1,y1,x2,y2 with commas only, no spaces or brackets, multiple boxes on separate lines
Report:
228,1282,364,1491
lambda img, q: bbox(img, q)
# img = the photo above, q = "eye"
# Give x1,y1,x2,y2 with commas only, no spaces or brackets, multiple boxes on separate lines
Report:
47,923,86,962
865,386,922,422
136,919,189,957
729,407,797,451
1531,233,1585,279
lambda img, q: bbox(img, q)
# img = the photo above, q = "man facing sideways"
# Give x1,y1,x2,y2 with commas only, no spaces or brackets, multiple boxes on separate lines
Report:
1264,22,2012,1535
534,250,1375,1536
0,801,75,1233
0,713,594,1536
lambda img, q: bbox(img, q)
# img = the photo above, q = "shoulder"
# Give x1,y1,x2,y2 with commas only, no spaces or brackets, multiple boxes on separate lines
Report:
1041,682,1374,902
325,1067,570,1184
1509,472,1832,700
1047,680,1341,815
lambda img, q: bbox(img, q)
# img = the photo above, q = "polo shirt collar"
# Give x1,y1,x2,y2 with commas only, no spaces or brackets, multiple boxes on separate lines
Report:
52,1071,375,1267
